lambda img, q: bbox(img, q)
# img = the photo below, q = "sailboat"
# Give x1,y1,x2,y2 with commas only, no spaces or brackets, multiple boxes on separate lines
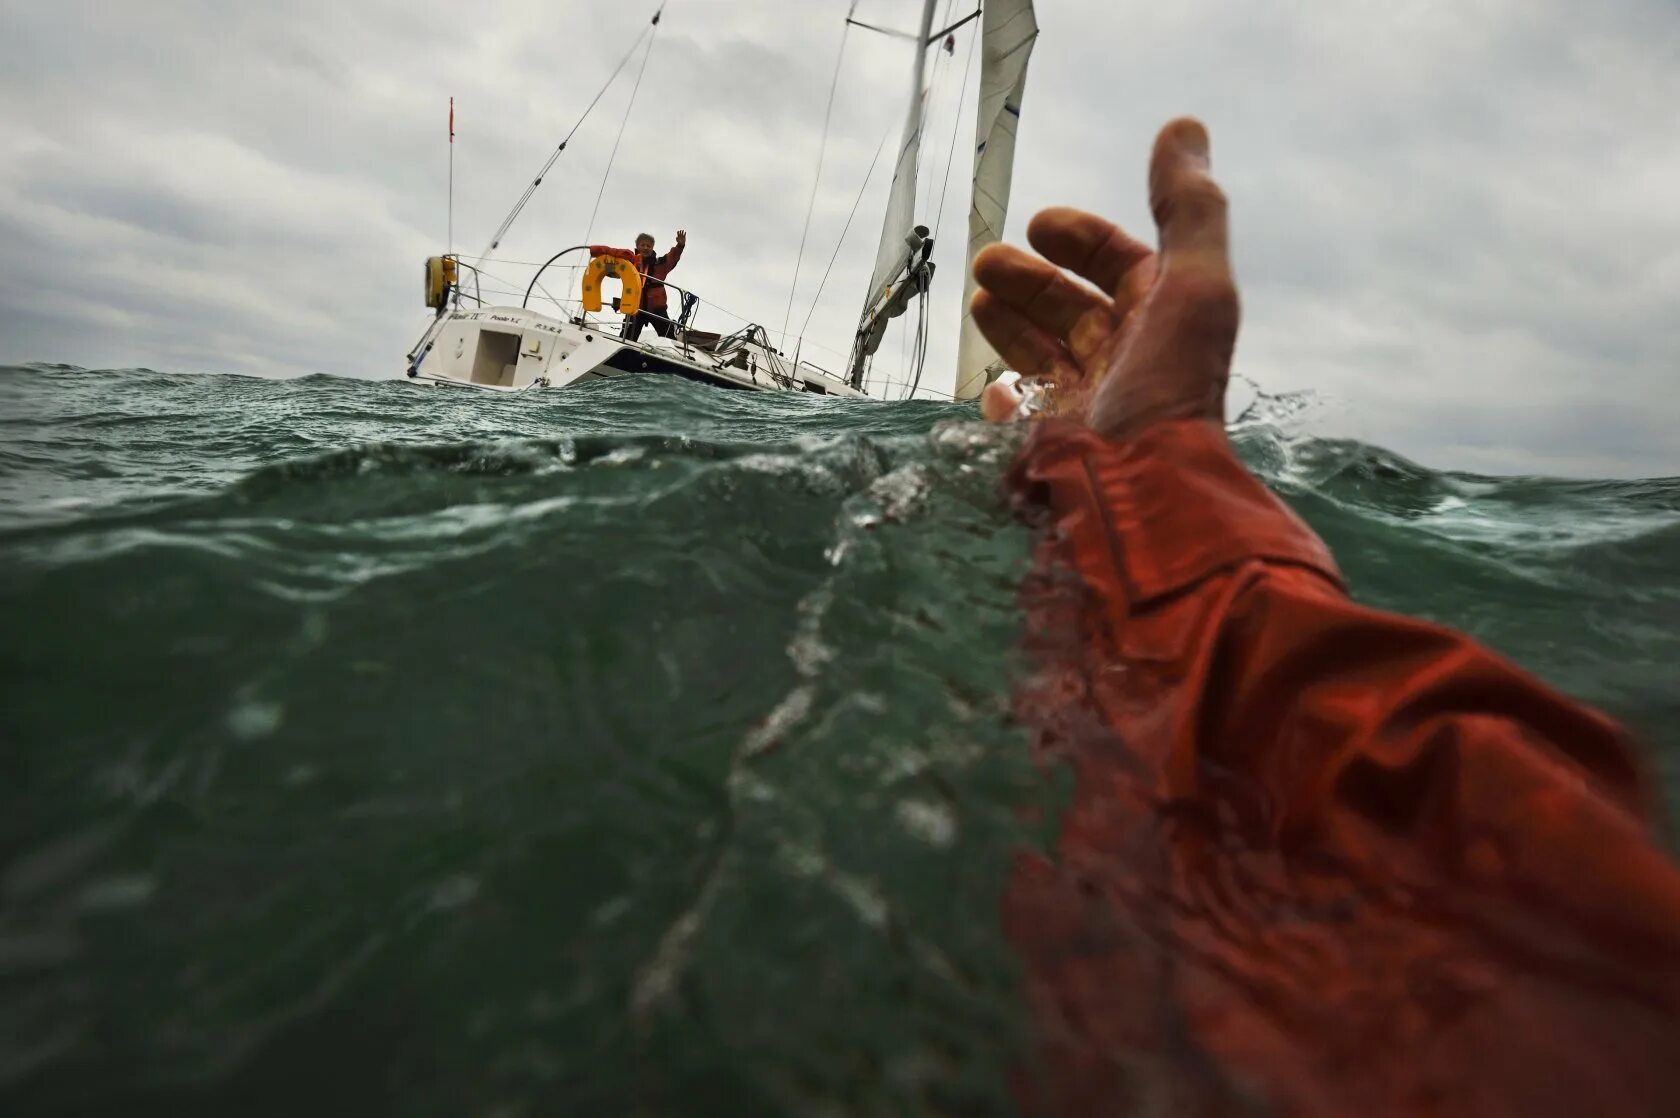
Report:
402,0,1038,402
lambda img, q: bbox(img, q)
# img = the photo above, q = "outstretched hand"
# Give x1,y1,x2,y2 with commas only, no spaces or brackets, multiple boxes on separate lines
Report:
675,229,687,247
971,118,1238,442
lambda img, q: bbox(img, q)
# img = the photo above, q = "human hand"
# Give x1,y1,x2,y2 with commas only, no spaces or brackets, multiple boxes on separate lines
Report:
971,117,1237,441
675,229,687,246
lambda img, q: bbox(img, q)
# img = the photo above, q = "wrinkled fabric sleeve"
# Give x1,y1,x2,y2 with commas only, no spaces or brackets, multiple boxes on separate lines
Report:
1010,418,1680,951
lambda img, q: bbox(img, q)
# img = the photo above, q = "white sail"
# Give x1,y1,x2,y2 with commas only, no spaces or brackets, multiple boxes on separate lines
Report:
953,0,1039,401
864,0,940,307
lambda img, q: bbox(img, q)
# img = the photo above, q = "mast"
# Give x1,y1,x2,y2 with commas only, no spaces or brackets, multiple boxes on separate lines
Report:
848,0,941,391
866,0,939,304
953,0,1038,401
448,96,455,259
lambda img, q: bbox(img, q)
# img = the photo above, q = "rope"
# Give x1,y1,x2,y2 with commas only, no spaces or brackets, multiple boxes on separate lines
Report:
896,303,911,396
780,1,858,342
797,121,895,342
476,4,663,259
584,11,663,245
904,282,931,398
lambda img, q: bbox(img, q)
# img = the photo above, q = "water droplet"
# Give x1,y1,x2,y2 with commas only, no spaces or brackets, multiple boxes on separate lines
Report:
78,874,157,912
226,700,283,741
895,799,957,848
428,874,480,912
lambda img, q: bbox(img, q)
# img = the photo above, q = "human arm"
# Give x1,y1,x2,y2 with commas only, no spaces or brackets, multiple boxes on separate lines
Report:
659,231,685,274
974,118,1680,1115
1011,414,1680,945
977,114,1680,936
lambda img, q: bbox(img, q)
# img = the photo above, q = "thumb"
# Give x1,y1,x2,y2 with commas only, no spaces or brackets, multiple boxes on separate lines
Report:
1144,116,1238,359
1089,118,1237,438
1148,117,1230,272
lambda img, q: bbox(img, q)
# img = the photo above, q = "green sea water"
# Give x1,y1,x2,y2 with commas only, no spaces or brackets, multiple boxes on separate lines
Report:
2,363,1676,1115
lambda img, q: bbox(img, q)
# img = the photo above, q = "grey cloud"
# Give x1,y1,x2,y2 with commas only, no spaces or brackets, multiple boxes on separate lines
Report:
1,0,1677,475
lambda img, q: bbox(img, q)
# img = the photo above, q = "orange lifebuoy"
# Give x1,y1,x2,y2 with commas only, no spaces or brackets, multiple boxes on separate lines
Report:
580,254,643,316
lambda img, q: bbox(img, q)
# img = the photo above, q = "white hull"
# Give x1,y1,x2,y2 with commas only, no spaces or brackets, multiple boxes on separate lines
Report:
405,305,863,397
406,1,1037,402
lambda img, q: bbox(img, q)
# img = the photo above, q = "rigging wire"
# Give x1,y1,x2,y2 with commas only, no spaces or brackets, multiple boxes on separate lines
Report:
932,17,980,241
796,120,895,342
798,3,980,397
780,1,858,343
585,11,663,244
893,303,911,398
469,256,799,344
892,18,982,402
916,0,960,221
872,376,956,401
475,4,664,260
894,2,964,400
903,282,932,399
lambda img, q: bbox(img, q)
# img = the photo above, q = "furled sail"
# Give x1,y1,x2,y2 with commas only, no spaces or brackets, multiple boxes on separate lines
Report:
953,0,1038,401
865,0,940,307
849,0,941,388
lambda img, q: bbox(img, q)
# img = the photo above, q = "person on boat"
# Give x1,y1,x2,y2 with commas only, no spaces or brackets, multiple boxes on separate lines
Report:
970,116,1680,1117
589,230,686,341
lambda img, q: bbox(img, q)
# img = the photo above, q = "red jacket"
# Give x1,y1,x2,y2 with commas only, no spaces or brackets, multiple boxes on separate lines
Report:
588,242,682,311
1005,418,1680,1118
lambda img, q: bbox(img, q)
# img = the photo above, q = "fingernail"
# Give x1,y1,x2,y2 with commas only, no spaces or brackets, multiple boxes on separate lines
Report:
1175,119,1210,165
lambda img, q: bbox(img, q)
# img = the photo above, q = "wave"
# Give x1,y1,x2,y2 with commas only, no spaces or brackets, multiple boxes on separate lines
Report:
1,363,1677,1112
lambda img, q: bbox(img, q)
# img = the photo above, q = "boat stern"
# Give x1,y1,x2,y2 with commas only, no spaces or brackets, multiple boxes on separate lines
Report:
406,307,617,391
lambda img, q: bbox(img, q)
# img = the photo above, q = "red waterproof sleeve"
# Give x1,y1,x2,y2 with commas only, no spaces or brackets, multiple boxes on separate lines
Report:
655,243,682,276
1003,418,1680,1118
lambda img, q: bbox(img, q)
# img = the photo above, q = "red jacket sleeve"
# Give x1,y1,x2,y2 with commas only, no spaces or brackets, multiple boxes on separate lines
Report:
654,243,682,278
588,245,635,262
1003,418,1680,1118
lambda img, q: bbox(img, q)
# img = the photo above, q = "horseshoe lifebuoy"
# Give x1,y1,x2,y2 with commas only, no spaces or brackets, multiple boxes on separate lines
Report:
580,254,643,316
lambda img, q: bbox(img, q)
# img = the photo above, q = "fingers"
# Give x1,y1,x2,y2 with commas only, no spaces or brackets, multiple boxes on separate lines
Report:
1026,207,1154,297
972,243,1118,363
1090,116,1236,438
970,290,1081,384
1142,115,1236,359
1148,117,1229,268
980,378,1023,423
1143,116,1238,349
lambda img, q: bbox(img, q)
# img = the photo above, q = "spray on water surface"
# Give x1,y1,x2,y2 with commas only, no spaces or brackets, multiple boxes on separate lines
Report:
1,363,1677,1114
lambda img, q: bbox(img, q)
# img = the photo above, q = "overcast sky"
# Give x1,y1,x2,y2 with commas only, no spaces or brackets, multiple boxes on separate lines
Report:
1,0,1677,476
